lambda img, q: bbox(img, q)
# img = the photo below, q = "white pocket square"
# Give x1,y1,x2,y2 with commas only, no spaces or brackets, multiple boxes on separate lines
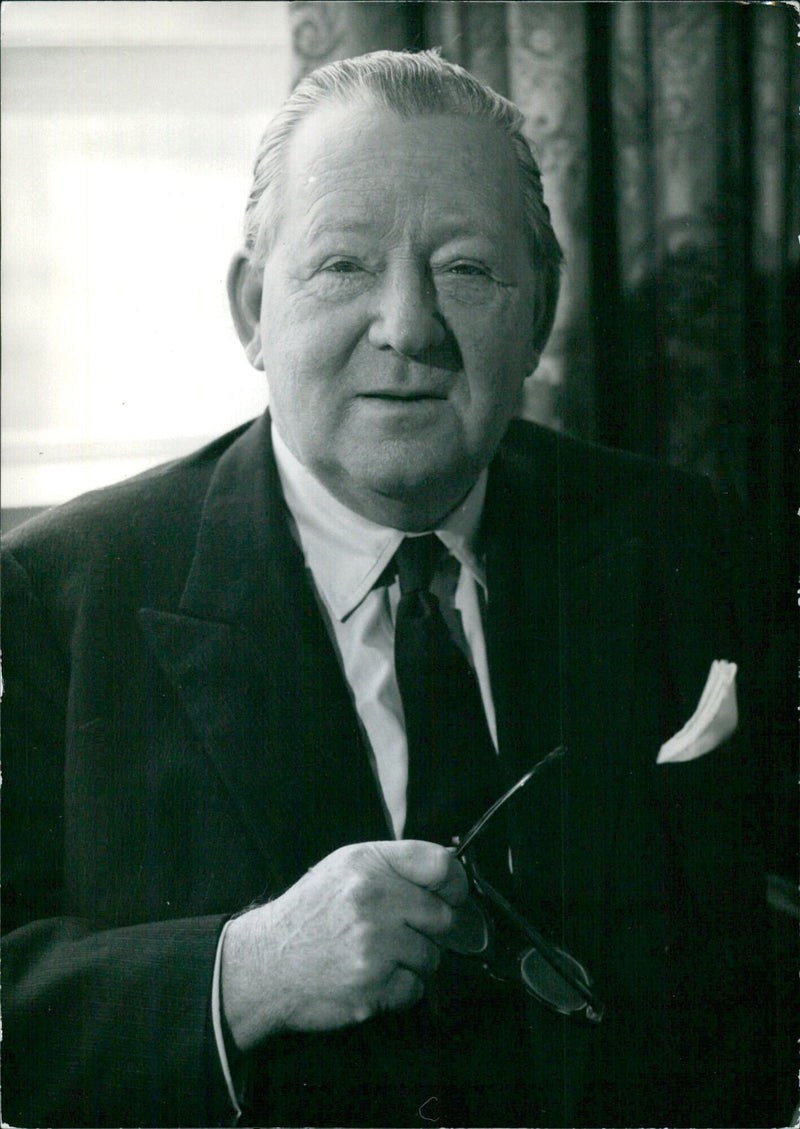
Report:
656,660,738,764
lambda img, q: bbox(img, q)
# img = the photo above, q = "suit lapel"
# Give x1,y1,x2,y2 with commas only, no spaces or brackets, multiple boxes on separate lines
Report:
484,436,643,968
139,415,389,893
138,415,642,932
481,435,646,1120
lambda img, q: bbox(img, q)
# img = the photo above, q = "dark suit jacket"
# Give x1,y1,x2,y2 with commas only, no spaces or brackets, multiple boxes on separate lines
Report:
1,413,777,1127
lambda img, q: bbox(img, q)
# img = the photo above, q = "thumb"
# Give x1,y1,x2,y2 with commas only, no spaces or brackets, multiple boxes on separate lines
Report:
376,840,469,905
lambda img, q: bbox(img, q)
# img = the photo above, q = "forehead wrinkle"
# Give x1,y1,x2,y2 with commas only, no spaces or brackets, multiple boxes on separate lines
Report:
301,181,519,256
282,103,528,260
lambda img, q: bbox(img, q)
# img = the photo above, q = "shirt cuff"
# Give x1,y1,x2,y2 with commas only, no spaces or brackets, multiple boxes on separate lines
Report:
212,918,243,1121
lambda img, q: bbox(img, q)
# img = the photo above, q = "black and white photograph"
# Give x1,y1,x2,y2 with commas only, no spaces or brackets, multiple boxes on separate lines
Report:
2,2,797,1126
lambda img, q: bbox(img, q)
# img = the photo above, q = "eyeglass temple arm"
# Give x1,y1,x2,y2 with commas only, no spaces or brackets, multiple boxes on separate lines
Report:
454,745,567,860
475,869,605,1019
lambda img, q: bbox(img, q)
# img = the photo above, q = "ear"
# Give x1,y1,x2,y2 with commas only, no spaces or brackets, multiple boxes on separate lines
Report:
227,250,264,370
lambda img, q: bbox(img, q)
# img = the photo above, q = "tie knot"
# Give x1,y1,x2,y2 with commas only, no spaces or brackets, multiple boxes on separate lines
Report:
395,534,443,597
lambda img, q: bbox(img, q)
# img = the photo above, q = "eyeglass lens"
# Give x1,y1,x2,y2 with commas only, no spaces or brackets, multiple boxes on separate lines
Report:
471,865,604,1021
519,945,595,1016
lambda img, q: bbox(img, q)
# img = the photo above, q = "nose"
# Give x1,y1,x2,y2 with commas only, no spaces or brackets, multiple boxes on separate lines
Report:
367,261,446,357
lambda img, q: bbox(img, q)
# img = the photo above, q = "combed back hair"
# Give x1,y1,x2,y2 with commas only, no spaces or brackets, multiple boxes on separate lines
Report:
243,48,562,352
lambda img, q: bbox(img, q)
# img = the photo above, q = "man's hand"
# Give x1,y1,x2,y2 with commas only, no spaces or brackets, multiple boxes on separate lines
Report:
220,840,473,1053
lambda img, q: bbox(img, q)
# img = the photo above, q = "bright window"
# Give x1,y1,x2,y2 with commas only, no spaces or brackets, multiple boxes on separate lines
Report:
2,1,291,507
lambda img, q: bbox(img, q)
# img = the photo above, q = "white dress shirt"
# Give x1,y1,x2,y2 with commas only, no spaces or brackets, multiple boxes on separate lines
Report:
213,419,499,1114
271,423,498,837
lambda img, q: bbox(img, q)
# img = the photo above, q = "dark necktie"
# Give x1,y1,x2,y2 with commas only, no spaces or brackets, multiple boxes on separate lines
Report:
393,534,501,845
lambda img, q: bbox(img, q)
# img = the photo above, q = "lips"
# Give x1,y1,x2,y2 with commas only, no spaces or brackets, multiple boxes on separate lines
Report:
360,390,448,401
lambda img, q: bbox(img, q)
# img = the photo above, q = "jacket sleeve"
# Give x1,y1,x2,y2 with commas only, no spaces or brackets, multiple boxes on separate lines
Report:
1,548,238,1128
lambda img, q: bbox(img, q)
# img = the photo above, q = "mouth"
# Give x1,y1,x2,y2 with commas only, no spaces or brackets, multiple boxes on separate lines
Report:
360,391,448,402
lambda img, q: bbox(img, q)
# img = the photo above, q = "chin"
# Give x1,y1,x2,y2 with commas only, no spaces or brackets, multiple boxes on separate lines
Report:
365,450,460,492
355,452,479,523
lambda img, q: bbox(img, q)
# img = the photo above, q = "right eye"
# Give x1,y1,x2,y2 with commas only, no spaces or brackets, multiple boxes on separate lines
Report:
323,260,363,274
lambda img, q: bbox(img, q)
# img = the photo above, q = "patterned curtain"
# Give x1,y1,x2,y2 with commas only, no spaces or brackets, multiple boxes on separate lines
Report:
289,2,797,868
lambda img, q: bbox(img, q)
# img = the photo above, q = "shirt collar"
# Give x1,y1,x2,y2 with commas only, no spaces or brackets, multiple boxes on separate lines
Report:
271,421,487,622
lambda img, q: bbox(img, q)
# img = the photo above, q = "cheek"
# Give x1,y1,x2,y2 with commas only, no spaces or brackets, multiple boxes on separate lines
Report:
463,338,529,405
264,344,349,445
457,347,528,449
453,293,534,368
265,309,364,383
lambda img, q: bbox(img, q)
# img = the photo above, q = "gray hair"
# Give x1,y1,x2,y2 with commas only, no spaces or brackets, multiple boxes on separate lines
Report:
243,48,562,352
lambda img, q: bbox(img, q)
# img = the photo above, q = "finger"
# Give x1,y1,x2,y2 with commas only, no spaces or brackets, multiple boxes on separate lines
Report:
377,840,469,905
443,896,490,954
390,880,457,941
378,966,426,1014
394,924,442,977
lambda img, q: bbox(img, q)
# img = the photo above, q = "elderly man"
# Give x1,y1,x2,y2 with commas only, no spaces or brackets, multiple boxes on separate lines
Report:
2,50,776,1128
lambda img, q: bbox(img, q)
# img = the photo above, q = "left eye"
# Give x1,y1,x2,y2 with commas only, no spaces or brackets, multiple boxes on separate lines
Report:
446,263,490,278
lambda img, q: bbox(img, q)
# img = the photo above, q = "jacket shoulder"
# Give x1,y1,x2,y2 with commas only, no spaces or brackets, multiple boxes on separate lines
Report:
3,423,253,556
499,419,723,531
1,421,255,618
502,418,704,497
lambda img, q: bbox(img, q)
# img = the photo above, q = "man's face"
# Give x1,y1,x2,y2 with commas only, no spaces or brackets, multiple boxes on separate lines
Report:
255,101,539,529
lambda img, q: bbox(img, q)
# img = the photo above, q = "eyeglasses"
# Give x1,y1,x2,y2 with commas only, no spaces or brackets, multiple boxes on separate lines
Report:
451,747,605,1024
